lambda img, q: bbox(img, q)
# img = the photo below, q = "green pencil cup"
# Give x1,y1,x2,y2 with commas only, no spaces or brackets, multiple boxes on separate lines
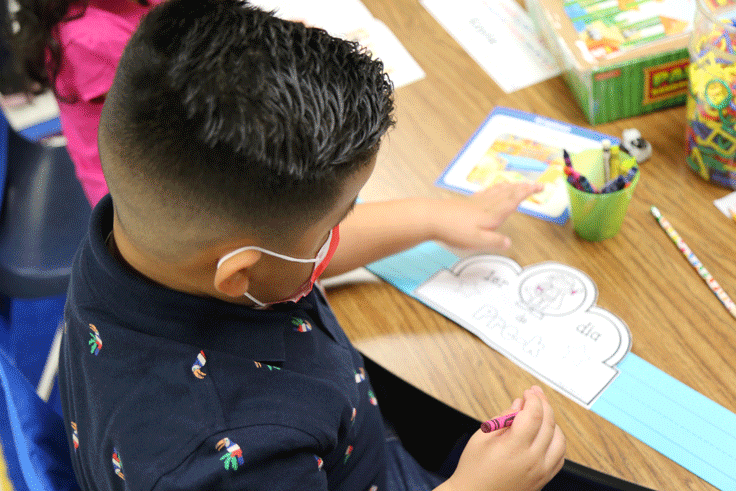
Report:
566,149,639,241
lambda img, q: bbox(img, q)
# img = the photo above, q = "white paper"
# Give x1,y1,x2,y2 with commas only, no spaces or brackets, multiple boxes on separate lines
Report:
414,255,631,408
0,91,59,131
420,0,560,93
250,0,425,89
714,190,736,218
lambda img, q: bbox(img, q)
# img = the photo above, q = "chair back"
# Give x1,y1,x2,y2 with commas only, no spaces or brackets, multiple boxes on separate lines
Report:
0,111,91,298
0,110,7,211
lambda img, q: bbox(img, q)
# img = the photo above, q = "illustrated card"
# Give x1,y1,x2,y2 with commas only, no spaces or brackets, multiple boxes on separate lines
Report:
436,107,618,223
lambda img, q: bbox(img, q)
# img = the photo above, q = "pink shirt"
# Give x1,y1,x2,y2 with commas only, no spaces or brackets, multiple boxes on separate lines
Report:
53,0,160,206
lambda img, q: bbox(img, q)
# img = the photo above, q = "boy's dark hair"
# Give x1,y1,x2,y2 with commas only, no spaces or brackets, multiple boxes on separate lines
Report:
100,0,394,251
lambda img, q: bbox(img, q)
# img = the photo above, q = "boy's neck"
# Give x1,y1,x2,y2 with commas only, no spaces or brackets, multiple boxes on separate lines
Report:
108,214,219,299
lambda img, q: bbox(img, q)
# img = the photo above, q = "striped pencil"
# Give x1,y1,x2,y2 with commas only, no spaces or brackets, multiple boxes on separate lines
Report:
651,206,736,320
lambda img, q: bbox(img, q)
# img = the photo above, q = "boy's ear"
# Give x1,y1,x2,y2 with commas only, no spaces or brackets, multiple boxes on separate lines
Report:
213,249,263,298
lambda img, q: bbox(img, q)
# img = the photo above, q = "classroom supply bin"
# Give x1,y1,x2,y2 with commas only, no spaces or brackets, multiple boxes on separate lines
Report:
686,0,736,188
527,0,736,125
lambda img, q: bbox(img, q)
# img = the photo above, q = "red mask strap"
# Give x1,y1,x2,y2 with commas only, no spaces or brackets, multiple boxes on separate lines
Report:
311,225,340,281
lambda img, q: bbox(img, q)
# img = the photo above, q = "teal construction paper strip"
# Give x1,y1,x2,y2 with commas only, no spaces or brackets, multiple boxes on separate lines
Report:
591,354,736,491
367,243,736,490
365,241,459,295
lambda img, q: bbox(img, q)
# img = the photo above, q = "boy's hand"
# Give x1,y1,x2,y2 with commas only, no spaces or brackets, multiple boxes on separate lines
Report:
431,181,544,251
323,181,544,277
437,386,566,491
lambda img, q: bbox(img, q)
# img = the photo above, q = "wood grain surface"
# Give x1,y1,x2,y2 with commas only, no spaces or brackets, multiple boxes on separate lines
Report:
325,1,736,489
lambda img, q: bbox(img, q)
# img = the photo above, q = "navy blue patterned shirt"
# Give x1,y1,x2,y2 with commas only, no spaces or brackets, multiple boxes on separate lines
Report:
59,195,387,491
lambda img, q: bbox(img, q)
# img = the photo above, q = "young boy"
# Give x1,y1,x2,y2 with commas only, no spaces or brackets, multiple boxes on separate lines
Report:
59,0,565,489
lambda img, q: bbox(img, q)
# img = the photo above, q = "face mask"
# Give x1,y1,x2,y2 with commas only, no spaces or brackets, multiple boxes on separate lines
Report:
216,225,340,308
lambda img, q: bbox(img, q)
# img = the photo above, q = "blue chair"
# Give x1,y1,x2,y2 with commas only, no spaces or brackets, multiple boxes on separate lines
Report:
0,111,90,298
0,109,91,414
0,347,79,491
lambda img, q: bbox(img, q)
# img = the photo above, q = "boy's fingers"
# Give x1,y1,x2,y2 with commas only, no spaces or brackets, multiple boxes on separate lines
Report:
487,398,524,425
502,386,565,477
473,181,541,204
530,385,548,401
513,388,556,450
477,231,512,250
545,425,567,473
510,397,524,412
515,182,545,199
511,391,546,446
501,181,544,200
495,183,540,208
529,391,558,457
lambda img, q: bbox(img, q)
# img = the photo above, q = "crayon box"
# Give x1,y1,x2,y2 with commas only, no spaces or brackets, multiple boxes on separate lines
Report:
527,0,736,125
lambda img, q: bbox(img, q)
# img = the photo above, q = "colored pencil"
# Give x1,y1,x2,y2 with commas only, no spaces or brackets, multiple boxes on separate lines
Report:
651,206,736,320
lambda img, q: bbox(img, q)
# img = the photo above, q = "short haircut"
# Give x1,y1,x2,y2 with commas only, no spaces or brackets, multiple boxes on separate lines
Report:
99,0,394,254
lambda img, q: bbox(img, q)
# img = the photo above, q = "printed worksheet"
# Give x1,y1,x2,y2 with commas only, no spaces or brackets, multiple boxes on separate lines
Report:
367,242,736,489
414,255,631,408
421,0,560,92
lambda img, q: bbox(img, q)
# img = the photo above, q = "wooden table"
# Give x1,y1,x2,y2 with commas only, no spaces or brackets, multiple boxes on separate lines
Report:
325,1,736,490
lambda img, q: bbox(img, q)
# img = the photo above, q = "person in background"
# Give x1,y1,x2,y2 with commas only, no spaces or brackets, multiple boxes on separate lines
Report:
10,0,160,205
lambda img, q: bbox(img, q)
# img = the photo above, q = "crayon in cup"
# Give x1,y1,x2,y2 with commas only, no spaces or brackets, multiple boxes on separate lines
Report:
565,148,639,241
610,145,620,177
600,175,625,194
562,149,573,167
602,139,611,181
563,156,598,193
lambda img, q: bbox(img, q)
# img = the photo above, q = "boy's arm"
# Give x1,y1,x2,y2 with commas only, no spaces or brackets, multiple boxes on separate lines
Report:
323,181,544,277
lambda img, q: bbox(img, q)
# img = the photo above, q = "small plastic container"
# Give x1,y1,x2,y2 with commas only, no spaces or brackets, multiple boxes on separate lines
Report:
686,0,736,188
565,149,639,242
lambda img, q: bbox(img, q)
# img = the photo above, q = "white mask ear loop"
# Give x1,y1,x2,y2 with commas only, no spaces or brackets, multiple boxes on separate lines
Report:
243,291,267,309
216,229,333,270
216,230,334,308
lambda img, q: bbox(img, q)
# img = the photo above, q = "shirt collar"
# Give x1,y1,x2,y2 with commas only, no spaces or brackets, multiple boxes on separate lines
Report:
81,195,325,363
